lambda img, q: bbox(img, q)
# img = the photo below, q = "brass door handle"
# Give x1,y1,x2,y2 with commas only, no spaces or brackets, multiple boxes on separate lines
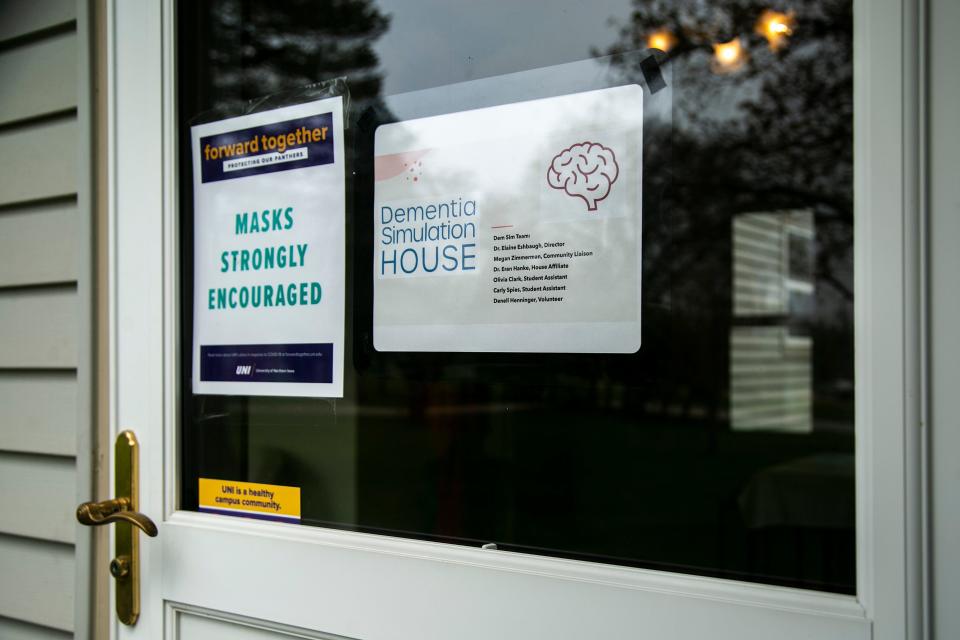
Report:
77,497,158,537
75,430,152,625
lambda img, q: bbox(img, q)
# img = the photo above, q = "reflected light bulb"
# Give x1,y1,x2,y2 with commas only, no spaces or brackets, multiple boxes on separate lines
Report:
712,38,746,73
756,10,796,51
647,30,677,53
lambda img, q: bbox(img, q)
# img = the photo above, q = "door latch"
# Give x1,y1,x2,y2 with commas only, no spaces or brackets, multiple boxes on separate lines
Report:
76,430,157,625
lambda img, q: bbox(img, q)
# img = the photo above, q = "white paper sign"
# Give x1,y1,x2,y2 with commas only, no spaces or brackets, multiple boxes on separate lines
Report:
373,84,643,353
191,97,345,397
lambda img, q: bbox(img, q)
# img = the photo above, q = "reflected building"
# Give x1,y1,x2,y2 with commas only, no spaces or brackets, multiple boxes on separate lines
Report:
731,210,815,433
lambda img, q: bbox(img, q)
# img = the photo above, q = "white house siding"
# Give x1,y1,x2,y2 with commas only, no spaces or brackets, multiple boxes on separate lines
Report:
0,0,95,638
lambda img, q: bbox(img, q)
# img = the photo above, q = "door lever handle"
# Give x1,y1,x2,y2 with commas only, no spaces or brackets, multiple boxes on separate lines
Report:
77,497,158,537
74,430,151,625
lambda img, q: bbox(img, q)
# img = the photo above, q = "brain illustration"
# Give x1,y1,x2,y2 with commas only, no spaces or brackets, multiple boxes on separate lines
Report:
547,142,620,211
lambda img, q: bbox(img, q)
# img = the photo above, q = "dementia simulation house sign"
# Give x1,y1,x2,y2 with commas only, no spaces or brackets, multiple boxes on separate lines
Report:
372,84,643,353
190,96,346,397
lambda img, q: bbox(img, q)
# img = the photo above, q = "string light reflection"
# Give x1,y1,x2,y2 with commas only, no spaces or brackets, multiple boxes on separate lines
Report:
756,10,796,50
712,37,746,73
647,29,677,52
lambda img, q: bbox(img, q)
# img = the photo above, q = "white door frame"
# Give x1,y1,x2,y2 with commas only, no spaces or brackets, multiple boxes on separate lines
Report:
106,0,927,637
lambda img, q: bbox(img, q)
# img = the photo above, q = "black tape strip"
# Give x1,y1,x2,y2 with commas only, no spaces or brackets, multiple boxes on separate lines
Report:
640,56,666,94
357,106,379,132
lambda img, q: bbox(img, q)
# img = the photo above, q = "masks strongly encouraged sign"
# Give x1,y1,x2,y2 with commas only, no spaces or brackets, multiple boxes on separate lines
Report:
373,85,643,353
191,96,346,397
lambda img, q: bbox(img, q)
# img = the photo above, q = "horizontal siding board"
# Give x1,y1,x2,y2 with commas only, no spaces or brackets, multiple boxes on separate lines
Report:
734,254,781,272
734,265,782,281
0,372,76,456
731,388,812,404
0,119,77,207
0,452,76,543
0,287,77,368
731,328,785,339
730,337,784,348
735,275,780,293
730,326,812,432
736,213,782,230
734,224,781,243
0,616,70,640
0,32,77,126
731,364,810,376
732,400,812,419
0,5,83,637
731,415,811,431
732,352,808,363
0,201,77,287
0,535,73,632
0,0,75,43
731,378,809,392
733,235,783,259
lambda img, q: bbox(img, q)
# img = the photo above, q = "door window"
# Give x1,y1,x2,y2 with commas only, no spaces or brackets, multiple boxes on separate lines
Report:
177,0,855,594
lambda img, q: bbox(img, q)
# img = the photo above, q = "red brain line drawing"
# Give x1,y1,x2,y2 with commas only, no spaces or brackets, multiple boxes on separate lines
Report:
546,141,620,211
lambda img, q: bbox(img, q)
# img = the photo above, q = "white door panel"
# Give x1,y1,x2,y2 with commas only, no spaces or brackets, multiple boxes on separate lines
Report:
108,0,924,638
176,609,323,640
162,514,868,640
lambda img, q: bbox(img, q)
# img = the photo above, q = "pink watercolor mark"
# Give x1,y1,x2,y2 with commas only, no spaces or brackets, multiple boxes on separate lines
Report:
375,149,431,181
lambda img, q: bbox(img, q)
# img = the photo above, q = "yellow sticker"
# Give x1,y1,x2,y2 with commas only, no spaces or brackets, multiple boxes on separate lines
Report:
198,478,300,522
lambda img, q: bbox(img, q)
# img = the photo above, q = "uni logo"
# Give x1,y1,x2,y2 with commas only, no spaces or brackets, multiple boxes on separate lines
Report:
235,365,253,376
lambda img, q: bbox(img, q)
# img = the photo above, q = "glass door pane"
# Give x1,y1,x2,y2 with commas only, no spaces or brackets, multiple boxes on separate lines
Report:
177,0,855,593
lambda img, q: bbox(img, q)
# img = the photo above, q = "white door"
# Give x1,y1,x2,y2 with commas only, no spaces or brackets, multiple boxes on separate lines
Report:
107,0,924,639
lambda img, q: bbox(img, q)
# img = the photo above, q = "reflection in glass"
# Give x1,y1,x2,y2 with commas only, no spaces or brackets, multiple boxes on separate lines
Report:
178,0,856,594
731,209,815,434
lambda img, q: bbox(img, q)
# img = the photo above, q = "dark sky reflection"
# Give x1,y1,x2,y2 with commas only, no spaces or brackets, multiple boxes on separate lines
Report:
371,0,634,94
